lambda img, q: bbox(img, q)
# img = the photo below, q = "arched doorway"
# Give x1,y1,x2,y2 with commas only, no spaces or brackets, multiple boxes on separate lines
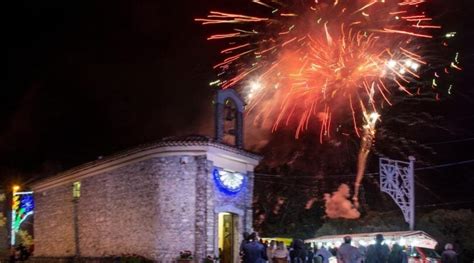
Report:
218,212,238,263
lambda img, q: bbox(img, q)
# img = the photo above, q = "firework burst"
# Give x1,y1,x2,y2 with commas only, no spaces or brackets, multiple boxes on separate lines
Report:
197,0,460,141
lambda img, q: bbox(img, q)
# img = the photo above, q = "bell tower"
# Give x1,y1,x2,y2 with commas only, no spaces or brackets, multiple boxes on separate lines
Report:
215,89,245,148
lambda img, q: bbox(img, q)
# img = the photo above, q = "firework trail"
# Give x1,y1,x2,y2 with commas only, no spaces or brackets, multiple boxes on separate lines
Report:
197,0,458,138
197,0,460,215
353,110,379,208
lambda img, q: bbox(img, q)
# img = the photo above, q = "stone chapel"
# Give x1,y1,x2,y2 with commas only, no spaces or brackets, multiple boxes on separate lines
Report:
30,90,261,262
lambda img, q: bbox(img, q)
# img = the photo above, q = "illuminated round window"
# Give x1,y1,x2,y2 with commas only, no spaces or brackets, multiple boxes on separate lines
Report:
213,168,245,194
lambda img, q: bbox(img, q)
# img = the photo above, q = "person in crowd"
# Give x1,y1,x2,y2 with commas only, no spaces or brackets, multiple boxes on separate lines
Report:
242,232,268,263
273,241,290,263
388,243,407,263
240,232,250,258
9,246,17,263
441,243,457,263
315,243,332,263
306,244,314,263
288,243,295,263
365,234,390,263
292,239,307,263
267,240,277,263
355,241,367,263
313,246,322,263
337,236,362,263
330,247,338,258
305,244,314,263
262,239,269,249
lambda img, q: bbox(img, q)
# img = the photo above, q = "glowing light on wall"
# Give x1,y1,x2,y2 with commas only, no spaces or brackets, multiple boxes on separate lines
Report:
213,168,245,195
11,190,34,245
73,181,81,198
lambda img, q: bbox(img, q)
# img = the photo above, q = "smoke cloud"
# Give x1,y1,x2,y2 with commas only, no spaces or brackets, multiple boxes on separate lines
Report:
324,184,360,219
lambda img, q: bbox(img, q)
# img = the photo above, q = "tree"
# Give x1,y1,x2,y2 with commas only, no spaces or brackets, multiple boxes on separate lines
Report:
17,230,33,247
315,211,406,236
0,193,5,227
0,192,8,259
417,209,474,263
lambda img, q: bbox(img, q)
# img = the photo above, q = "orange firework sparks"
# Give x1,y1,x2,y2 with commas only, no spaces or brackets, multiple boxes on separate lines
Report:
197,0,456,140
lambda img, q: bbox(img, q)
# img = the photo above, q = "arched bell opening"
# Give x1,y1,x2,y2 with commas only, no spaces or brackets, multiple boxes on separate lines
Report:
215,89,245,148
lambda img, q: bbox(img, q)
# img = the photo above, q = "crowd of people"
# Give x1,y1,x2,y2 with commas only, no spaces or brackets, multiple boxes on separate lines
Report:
239,232,458,263
9,243,31,262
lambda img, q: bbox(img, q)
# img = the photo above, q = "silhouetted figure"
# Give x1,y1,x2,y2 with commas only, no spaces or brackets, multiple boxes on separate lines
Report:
240,232,250,257
366,234,390,263
441,243,457,263
306,244,314,263
388,243,407,263
292,239,306,263
337,236,361,263
242,232,268,263
9,247,17,263
315,244,332,263
356,241,367,262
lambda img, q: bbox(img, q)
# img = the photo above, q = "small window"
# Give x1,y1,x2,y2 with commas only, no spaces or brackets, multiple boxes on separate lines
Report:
73,182,81,198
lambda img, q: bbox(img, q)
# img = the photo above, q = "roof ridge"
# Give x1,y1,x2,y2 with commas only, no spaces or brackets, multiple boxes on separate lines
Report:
39,136,261,182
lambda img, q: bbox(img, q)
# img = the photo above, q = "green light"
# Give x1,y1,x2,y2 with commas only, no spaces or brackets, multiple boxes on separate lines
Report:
73,181,81,198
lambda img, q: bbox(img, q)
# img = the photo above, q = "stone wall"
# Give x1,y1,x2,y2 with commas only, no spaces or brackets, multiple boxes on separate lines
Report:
76,158,160,258
34,155,208,262
193,159,210,261
34,184,76,257
244,172,255,233
203,160,216,258
152,155,203,261
33,147,258,263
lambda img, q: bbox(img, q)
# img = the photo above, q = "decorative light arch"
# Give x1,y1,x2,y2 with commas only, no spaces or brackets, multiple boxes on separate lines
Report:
213,167,246,195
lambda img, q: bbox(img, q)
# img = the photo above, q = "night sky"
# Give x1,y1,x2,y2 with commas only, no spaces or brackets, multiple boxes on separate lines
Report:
5,0,222,171
4,0,474,205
